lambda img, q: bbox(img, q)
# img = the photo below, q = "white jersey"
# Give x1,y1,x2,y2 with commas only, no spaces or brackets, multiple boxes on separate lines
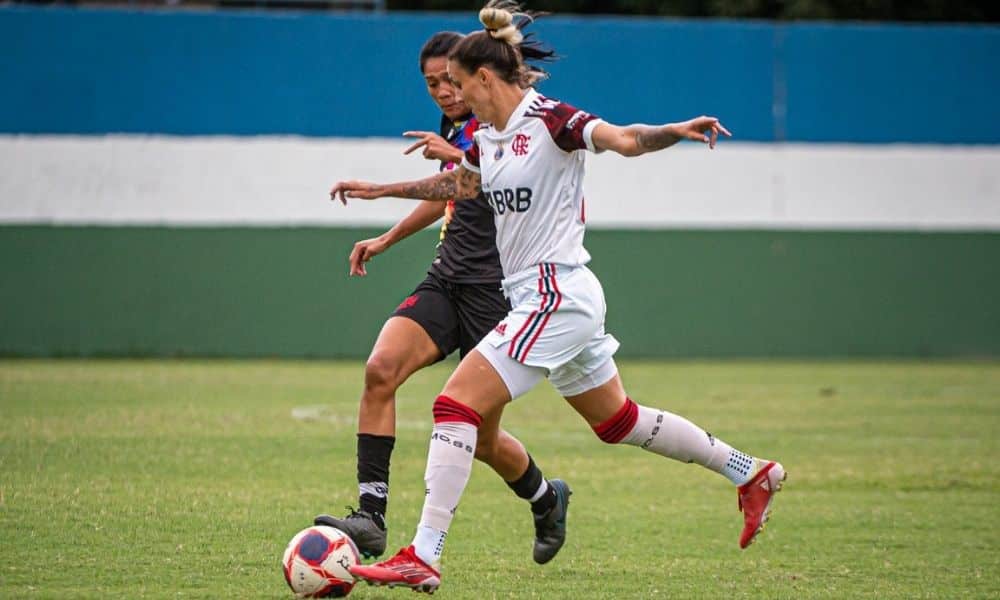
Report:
460,88,604,277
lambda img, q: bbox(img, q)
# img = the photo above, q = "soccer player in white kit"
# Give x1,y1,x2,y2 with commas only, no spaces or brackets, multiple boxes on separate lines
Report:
333,1,787,592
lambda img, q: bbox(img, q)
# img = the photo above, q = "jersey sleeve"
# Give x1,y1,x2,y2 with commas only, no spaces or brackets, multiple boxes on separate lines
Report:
540,101,605,153
460,135,481,173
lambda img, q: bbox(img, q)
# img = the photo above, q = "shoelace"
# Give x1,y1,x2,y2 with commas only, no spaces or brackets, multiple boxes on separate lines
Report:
339,505,386,531
341,506,369,520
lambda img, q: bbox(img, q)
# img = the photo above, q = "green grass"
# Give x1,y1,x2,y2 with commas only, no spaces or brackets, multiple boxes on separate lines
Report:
1,360,998,599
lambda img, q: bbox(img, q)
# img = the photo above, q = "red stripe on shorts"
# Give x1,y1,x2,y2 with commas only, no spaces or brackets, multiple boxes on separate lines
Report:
508,264,549,360
519,264,562,361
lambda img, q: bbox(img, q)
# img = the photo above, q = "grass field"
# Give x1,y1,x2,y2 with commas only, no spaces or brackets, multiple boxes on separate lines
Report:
1,360,998,599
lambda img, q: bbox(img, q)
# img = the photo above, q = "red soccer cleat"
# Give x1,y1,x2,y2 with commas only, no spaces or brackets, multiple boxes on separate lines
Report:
348,545,441,594
737,461,787,549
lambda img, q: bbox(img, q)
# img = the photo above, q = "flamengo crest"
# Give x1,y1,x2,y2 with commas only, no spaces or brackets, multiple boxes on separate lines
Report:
512,133,530,156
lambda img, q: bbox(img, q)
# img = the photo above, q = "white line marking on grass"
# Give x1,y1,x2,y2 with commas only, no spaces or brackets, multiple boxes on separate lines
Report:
291,405,430,430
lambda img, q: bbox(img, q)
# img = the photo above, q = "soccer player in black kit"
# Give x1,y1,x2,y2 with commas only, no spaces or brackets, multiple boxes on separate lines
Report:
314,31,570,566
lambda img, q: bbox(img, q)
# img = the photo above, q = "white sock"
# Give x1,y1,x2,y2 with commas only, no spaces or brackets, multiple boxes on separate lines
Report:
411,420,477,566
622,403,759,486
413,525,447,567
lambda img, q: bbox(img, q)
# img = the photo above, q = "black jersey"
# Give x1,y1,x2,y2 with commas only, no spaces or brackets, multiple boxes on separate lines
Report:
428,113,504,284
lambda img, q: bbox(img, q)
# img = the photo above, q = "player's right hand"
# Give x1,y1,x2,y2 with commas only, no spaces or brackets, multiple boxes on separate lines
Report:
348,236,389,277
329,180,382,205
402,131,464,164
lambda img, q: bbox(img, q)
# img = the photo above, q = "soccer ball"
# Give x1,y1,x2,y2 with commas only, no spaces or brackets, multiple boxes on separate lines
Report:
282,525,360,598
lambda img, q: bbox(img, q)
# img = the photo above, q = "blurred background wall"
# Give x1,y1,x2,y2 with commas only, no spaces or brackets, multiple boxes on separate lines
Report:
1,6,998,357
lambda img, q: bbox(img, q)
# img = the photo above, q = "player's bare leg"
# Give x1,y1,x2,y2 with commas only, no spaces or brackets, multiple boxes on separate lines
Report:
564,367,785,549
361,316,443,435
475,406,527,481
316,316,441,557
318,320,563,562
476,403,571,564
351,350,512,592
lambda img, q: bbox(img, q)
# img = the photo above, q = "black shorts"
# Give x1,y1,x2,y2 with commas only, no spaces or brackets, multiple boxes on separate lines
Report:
391,272,511,360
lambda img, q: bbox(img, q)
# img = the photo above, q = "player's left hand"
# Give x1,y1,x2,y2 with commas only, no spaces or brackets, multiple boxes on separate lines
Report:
348,236,389,277
675,116,732,149
329,181,382,204
402,131,464,164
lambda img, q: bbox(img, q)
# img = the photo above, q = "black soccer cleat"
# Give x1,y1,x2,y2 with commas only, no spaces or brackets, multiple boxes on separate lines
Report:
314,507,387,559
532,479,571,564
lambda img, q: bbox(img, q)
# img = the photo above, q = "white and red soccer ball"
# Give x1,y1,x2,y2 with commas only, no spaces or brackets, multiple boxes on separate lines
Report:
282,525,360,598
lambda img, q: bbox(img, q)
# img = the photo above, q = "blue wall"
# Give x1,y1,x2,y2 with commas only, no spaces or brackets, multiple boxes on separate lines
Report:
1,6,998,143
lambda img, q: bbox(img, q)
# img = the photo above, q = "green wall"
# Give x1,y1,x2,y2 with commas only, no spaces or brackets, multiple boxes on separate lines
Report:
2,226,998,357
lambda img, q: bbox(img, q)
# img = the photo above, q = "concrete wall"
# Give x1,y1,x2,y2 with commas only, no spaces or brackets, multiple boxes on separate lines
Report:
4,226,998,357
2,7,999,143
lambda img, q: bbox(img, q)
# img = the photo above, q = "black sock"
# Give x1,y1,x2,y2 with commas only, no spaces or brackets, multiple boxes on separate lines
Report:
506,455,557,515
357,433,394,524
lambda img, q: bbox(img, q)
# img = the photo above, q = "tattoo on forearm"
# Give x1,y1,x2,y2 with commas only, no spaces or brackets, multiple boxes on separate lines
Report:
456,168,482,200
397,171,458,201
634,125,680,152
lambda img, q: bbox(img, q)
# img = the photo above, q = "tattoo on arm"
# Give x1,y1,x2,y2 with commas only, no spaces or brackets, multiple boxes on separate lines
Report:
394,170,458,201
383,166,481,202
633,125,681,153
455,167,482,200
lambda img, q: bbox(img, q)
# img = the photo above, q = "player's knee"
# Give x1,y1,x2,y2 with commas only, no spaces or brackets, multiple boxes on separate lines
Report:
432,395,483,428
364,352,403,394
593,428,620,444
591,398,639,444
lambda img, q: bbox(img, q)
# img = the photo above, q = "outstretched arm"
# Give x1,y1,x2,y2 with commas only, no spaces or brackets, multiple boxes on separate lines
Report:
591,116,732,157
347,201,446,276
329,165,481,205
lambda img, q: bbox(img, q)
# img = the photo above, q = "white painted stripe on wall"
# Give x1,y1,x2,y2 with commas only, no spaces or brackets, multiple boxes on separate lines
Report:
1,135,998,230
590,143,1000,230
0,135,430,227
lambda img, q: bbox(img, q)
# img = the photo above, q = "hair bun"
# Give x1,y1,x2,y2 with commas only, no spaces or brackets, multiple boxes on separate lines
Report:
479,7,513,31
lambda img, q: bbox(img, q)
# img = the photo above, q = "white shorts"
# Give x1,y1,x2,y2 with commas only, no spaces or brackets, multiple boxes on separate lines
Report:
476,263,620,399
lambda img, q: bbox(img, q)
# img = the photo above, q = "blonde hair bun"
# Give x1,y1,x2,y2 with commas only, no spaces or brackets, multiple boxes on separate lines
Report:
479,7,513,30
479,1,526,45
